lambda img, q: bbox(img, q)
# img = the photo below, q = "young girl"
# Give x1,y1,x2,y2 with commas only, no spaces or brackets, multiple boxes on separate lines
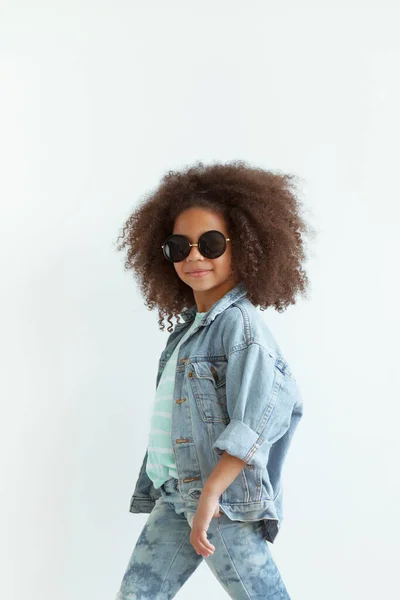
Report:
114,160,312,599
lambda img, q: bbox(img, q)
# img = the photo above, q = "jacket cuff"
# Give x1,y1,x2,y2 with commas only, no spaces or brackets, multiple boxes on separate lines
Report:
212,419,271,469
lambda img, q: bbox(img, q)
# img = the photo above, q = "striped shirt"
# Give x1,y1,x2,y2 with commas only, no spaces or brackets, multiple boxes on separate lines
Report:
146,310,207,488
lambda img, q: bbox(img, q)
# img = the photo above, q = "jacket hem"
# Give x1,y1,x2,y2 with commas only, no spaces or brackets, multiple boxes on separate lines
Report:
217,502,281,543
129,494,282,543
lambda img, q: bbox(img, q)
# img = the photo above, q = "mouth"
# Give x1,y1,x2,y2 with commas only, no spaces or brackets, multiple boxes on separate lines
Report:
186,270,212,277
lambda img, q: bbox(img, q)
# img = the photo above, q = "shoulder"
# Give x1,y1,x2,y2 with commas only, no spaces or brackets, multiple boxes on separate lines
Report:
220,298,295,379
220,298,278,353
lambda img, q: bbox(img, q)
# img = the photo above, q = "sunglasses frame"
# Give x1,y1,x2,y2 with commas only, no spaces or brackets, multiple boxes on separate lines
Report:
161,229,231,263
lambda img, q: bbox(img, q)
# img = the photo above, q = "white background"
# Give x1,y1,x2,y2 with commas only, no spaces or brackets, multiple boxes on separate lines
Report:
1,1,399,599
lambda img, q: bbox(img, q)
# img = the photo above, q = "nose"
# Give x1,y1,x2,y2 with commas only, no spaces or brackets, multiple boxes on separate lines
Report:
186,244,203,260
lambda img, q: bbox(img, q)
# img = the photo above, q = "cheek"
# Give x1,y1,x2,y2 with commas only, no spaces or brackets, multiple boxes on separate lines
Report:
214,253,232,273
174,263,190,279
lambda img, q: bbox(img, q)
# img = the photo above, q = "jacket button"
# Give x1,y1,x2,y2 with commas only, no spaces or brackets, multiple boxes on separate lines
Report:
180,357,187,364
188,372,193,378
176,438,190,443
176,398,187,404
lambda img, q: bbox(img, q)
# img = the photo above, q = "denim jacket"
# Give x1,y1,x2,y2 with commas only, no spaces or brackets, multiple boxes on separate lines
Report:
129,281,303,543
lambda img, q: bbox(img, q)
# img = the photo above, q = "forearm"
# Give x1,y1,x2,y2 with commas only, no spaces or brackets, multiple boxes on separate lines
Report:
202,450,247,499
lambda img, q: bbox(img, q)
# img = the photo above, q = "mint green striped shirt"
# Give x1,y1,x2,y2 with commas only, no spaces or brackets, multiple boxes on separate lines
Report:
146,310,207,489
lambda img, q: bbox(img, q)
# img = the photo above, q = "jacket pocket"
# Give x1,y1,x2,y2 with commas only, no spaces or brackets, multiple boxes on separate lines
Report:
188,361,230,424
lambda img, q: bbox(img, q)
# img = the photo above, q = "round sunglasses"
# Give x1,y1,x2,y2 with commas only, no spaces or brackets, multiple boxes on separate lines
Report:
161,230,231,263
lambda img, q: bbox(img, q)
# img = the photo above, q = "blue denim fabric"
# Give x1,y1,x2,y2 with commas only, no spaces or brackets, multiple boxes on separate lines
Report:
129,281,304,543
116,476,292,599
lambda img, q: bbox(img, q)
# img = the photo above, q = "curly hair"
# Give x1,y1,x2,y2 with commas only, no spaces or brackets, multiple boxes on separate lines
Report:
115,160,315,332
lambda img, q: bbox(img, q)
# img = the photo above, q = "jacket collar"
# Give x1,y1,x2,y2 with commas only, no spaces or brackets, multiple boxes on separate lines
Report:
180,281,248,326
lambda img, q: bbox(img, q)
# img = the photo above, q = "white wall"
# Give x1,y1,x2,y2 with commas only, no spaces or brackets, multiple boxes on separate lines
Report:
1,2,399,599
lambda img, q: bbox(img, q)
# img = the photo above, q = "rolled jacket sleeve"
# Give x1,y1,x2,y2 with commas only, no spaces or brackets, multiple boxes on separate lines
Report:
212,342,299,470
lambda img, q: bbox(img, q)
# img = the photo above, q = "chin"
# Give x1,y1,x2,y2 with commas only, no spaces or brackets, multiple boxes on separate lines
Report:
182,275,212,287
186,280,213,289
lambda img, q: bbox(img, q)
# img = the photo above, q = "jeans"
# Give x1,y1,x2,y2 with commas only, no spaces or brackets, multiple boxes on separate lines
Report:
115,477,291,599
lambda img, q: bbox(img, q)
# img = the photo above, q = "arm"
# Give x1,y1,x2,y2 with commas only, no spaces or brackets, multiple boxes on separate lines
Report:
190,450,247,557
190,342,300,557
212,341,299,468
202,450,247,499
201,343,283,499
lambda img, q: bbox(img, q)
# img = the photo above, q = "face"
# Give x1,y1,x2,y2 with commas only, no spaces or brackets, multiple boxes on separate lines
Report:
169,207,240,312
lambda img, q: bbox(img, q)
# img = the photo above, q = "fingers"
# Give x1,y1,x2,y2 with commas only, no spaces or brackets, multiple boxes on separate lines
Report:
196,540,215,557
199,529,215,553
191,529,215,557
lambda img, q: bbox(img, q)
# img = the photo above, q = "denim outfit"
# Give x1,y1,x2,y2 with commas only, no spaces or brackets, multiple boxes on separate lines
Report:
116,477,292,599
115,281,303,598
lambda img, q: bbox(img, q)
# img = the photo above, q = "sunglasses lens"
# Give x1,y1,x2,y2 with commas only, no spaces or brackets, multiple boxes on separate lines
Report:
198,230,226,258
162,230,228,262
163,235,189,262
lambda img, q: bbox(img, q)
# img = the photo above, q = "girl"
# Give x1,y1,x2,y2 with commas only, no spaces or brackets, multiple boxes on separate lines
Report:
114,160,312,599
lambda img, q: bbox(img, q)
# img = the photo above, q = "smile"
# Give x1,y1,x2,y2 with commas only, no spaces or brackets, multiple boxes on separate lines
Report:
187,270,212,278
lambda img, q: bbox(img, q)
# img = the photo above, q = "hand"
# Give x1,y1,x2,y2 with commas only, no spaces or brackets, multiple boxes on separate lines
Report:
190,492,221,557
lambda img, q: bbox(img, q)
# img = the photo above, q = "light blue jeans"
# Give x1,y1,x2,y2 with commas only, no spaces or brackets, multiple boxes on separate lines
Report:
115,477,291,599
